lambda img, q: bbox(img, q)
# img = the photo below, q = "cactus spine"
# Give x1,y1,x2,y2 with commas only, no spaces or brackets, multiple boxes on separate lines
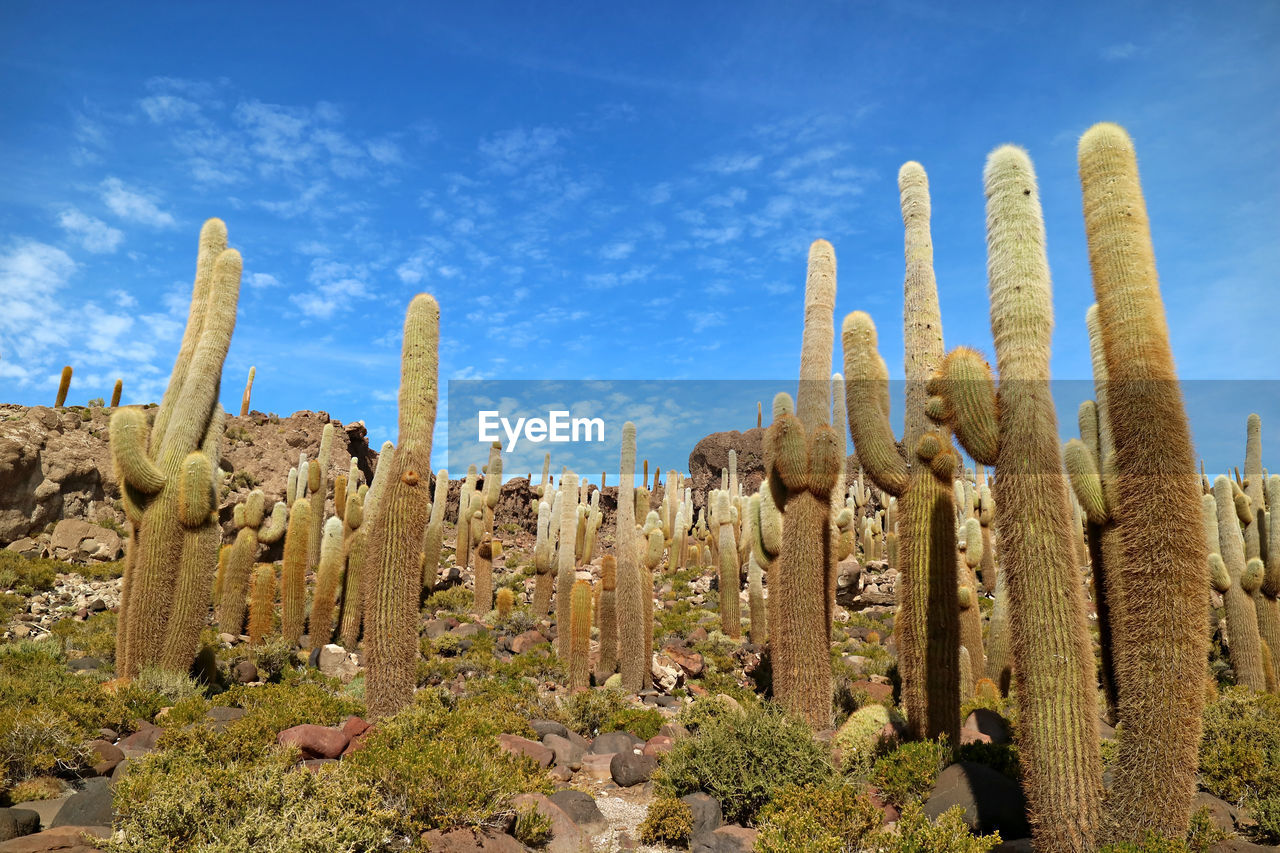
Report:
217,490,286,636
533,499,554,615
474,534,494,616
338,494,366,650
927,146,1102,850
280,497,311,647
569,579,593,692
110,379,122,408
1079,123,1209,841
617,422,646,692
363,294,440,719
556,472,580,659
957,516,985,686
1261,475,1280,677
715,492,741,638
307,423,334,572
765,239,838,729
55,365,72,407
112,218,240,677
240,366,254,416
310,516,345,648
248,563,275,645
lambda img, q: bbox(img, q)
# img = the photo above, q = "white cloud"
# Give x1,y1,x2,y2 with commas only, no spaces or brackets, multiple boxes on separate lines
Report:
140,94,201,123
692,311,726,333
706,153,762,174
100,178,176,227
599,241,634,260
248,272,281,289
478,126,567,175
1102,42,1139,61
58,208,124,253
0,241,76,381
291,258,372,319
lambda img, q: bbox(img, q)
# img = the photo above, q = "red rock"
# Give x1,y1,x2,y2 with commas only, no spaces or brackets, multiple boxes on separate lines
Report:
497,734,553,769
661,644,705,677
866,787,899,823
341,731,370,757
959,728,992,745
418,828,526,852
0,825,111,852
511,793,589,853
643,735,674,757
342,716,370,738
850,679,893,703
512,630,548,654
277,724,350,760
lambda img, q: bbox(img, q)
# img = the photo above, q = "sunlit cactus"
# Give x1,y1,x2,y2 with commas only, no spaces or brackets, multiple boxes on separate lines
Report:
240,366,255,417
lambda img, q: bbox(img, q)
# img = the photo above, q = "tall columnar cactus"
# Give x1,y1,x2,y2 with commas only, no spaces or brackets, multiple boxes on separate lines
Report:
112,218,240,677
985,553,1012,695
420,470,448,596
363,294,440,719
1079,123,1209,841
926,146,1102,850
240,366,255,417
569,579,593,692
1244,415,1265,560
55,365,72,407
844,311,958,743
482,442,503,539
1261,475,1280,677
751,482,782,645
473,534,495,616
248,563,275,645
957,516,985,686
309,516,345,648
217,490,286,636
764,239,838,729
556,472,581,659
1213,476,1266,690
110,379,122,408
338,491,366,650
617,422,646,692
598,554,618,678
899,162,946,456
307,423,335,572
455,466,477,574
280,497,311,647
714,492,742,638
533,500,554,615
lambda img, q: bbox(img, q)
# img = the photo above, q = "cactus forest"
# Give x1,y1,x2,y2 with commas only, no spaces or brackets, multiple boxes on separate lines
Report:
2,5,1278,853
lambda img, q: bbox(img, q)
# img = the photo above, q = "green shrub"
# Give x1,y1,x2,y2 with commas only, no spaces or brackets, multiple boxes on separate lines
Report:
199,682,364,761
833,704,894,776
639,797,695,846
253,637,300,681
77,559,125,581
1187,805,1232,852
603,707,664,741
562,687,630,737
870,740,948,808
1254,795,1280,845
344,695,552,834
454,678,558,738
117,666,206,723
873,801,1000,853
654,702,834,825
755,782,883,852
955,741,1019,781
513,802,554,847
7,776,65,802
57,610,119,662
1199,687,1280,805
425,585,474,615
108,746,394,852
0,552,60,592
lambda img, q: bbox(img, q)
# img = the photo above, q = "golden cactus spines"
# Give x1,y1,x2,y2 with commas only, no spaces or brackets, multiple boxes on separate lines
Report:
617,422,646,692
110,378,122,408
240,366,255,417
54,365,72,407
1213,476,1266,690
309,516,345,648
714,492,741,638
280,497,311,647
1080,122,1210,841
420,469,448,596
556,472,580,659
363,294,440,719
248,562,275,646
568,579,593,692
473,534,494,616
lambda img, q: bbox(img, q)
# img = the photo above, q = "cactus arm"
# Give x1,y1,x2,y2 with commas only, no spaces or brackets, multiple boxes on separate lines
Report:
1064,439,1108,525
841,311,909,497
925,347,999,466
258,501,288,545
109,407,167,495
899,162,947,454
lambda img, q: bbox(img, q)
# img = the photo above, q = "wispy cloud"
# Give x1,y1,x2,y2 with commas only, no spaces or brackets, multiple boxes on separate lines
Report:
1101,42,1139,61
478,126,568,174
100,178,176,227
705,153,762,174
58,208,124,253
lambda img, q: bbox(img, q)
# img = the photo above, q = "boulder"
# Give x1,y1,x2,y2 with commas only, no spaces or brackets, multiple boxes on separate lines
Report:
0,810,40,843
496,734,553,769
277,725,350,760
923,762,1030,840
643,735,674,757
691,825,758,853
543,733,585,770
512,630,548,654
48,779,112,829
589,731,642,755
580,753,615,783
49,520,122,563
232,660,259,684
0,825,111,852
511,793,591,853
962,709,1011,745
530,719,569,740
681,793,722,837
547,790,606,833
84,740,123,777
1192,792,1238,834
417,828,526,852
610,751,657,787
662,644,705,678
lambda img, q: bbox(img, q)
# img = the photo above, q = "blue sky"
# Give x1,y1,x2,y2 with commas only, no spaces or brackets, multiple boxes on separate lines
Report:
1,1,1277,477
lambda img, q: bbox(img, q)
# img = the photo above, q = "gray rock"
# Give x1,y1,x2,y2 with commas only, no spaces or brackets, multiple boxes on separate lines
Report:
530,719,570,740
609,751,657,787
681,792,722,837
924,762,1030,840
66,657,104,672
962,709,1011,745
547,789,607,832
590,730,642,755
233,660,258,684
0,808,40,842
50,777,113,828
543,733,585,770
691,825,758,853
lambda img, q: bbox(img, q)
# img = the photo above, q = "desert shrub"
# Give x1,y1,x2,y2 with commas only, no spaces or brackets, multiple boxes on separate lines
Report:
1254,796,1280,845
1187,805,1232,852
655,702,834,825
252,636,300,681
755,782,883,852
870,740,948,808
202,681,364,760
424,585,473,615
955,741,1020,781
108,746,394,852
833,704,895,776
7,776,65,802
562,686,630,737
0,552,60,592
512,802,554,846
603,707,664,741
873,801,1001,853
117,666,206,723
1199,687,1280,805
639,797,695,846
451,679,555,739
344,695,552,834
56,610,119,662
676,694,745,734
76,559,125,581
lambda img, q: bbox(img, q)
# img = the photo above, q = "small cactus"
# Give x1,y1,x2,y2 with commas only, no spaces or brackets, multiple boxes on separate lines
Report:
240,366,255,417
496,587,514,621
55,365,72,407
110,379,122,408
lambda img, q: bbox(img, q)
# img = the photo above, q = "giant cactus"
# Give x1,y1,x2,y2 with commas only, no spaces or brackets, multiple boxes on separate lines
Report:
363,294,440,719
55,365,72,407
307,423,335,572
216,490,287,636
1213,476,1266,689
556,472,580,659
714,491,741,638
309,516,345,648
597,554,618,678
617,422,646,692
1079,123,1209,841
110,378,122,408
569,579,592,692
420,469,448,596
280,497,311,647
338,490,366,650
112,218,240,677
765,239,838,729
240,366,254,417
1262,475,1280,680
926,146,1102,850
